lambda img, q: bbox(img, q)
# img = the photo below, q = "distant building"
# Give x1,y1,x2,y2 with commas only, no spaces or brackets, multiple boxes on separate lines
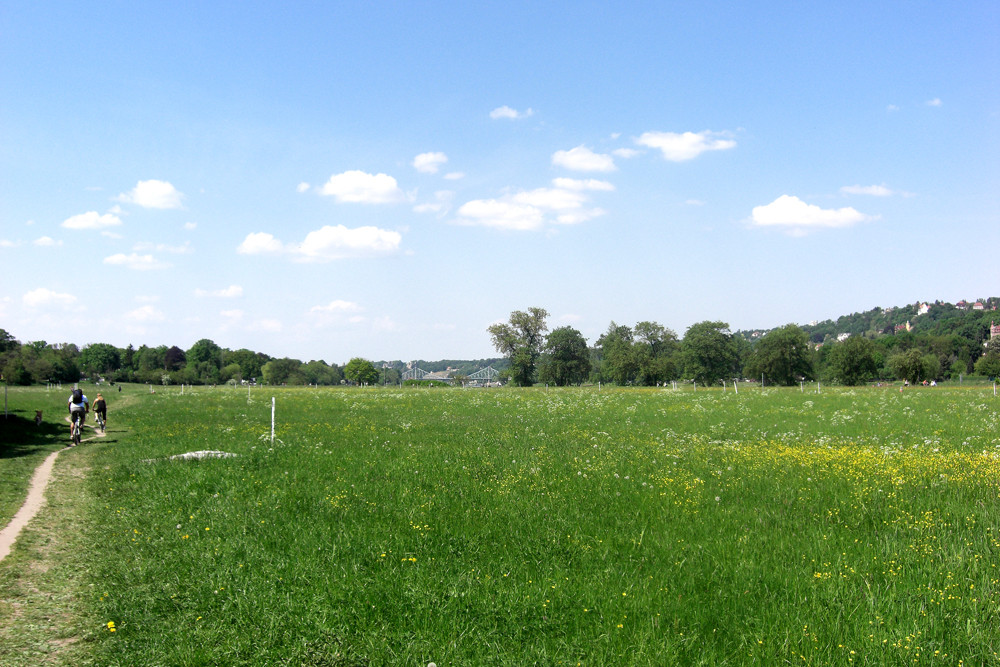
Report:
992,321,1000,340
895,321,912,333
974,301,985,310
957,300,969,310
917,303,930,315
837,333,851,342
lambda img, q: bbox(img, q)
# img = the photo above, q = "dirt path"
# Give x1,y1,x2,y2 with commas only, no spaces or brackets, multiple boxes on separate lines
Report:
0,421,106,564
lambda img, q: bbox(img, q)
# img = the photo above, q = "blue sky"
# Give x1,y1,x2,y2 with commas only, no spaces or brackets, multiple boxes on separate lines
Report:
2,1,997,363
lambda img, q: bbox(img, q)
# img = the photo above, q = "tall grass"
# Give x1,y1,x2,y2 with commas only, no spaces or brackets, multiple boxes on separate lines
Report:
77,385,1000,665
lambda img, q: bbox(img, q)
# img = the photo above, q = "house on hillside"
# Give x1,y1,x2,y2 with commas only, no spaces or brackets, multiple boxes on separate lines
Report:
957,300,969,310
837,333,851,342
991,321,1000,341
895,321,912,334
917,303,930,315
974,301,985,310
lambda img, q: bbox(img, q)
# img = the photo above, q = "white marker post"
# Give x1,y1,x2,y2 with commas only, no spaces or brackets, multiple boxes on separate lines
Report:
271,397,276,444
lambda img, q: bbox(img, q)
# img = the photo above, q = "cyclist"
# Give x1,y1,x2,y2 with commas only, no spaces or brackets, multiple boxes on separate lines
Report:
67,387,89,444
93,392,107,430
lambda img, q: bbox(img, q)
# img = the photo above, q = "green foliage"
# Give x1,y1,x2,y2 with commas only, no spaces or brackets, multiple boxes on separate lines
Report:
827,336,880,385
975,350,1000,379
744,324,814,386
539,326,590,386
682,321,738,385
488,307,549,386
887,348,938,384
343,357,379,385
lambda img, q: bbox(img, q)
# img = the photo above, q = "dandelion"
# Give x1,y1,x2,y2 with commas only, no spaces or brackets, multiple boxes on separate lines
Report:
106,621,116,632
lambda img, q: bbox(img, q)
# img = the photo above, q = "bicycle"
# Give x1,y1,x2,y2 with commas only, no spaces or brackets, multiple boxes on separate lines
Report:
70,414,83,446
96,412,106,433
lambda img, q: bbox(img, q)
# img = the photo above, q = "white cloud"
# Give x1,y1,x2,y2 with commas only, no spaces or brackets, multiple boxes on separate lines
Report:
319,170,405,204
0,239,19,248
552,177,615,192
184,222,197,230
133,241,193,254
296,182,310,193
841,184,895,197
444,172,465,180
311,300,362,314
23,287,77,308
126,304,165,322
295,225,402,262
926,98,942,107
413,190,454,215
116,179,184,209
750,195,875,232
62,211,123,230
103,253,172,270
613,148,640,159
250,319,283,333
237,232,285,255
635,130,736,161
551,145,617,172
512,187,589,211
887,104,900,112
220,309,244,319
554,208,607,225
32,236,61,247
195,285,243,298
455,199,545,231
490,105,534,120
101,230,124,239
412,152,448,174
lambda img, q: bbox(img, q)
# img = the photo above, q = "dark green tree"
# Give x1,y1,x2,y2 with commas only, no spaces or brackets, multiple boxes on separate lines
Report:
539,326,591,386
827,336,879,386
888,348,932,384
488,307,549,386
596,322,637,385
682,321,738,385
79,343,122,377
261,358,306,385
633,321,681,385
743,324,814,386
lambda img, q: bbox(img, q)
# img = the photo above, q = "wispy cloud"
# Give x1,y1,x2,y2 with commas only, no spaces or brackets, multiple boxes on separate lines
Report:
841,184,894,197
489,105,534,120
319,170,406,204
103,253,173,270
925,98,942,107
133,241,193,254
412,152,448,174
62,211,123,230
195,285,243,298
454,178,609,231
126,304,166,322
116,179,184,209
32,236,62,247
23,287,77,308
635,130,736,162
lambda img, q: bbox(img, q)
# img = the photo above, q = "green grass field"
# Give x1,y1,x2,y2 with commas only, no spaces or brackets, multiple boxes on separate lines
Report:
1,383,999,665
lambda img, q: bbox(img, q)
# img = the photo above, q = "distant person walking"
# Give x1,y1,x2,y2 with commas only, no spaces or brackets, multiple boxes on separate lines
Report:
67,387,89,444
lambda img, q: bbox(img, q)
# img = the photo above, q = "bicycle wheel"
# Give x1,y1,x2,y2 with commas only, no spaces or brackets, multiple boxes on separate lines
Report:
71,422,80,446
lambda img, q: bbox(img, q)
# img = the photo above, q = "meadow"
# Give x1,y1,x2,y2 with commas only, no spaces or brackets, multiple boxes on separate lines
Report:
1,383,999,665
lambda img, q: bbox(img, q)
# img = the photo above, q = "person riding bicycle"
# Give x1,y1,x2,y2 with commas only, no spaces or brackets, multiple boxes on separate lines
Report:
68,387,89,444
93,392,107,429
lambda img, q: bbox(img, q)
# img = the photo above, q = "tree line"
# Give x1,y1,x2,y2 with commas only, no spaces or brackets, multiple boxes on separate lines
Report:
2,298,997,388
489,304,1000,387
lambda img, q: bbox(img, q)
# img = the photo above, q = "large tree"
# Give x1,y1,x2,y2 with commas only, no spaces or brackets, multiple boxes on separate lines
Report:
343,357,379,386
681,321,738,386
827,336,879,386
743,324,814,386
539,326,590,386
596,322,637,385
633,321,681,385
488,307,549,386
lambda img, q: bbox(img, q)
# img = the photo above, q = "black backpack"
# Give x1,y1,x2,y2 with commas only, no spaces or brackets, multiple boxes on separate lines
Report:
72,388,83,404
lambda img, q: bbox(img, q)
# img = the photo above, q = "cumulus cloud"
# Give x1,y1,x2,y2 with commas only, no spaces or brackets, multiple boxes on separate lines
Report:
926,98,942,107
490,105,534,120
103,253,172,270
455,181,608,231
296,225,402,261
443,172,465,180
62,211,123,230
613,148,640,158
23,288,77,308
32,236,61,247
239,225,402,262
635,130,736,161
841,184,895,196
0,239,19,248
133,241,193,254
195,285,243,298
184,222,197,230
296,182,310,193
237,232,285,255
551,145,617,172
413,190,455,215
116,179,184,209
319,170,405,203
750,195,875,232
412,152,448,174
250,319,283,333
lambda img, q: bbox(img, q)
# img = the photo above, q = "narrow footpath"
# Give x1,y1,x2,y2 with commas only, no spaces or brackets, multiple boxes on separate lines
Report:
0,422,106,563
